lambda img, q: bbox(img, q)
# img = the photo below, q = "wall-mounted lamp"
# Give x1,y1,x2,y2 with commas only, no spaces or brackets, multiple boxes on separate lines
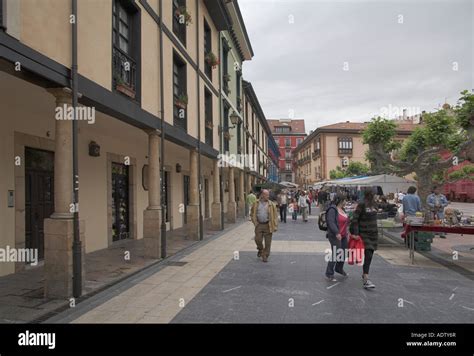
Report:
229,111,241,129
89,141,100,157
176,163,182,173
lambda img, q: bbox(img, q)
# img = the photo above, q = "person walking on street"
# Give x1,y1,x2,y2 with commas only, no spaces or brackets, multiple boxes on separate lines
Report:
246,191,257,221
325,193,349,281
289,198,298,221
350,190,379,289
426,185,449,238
401,186,422,239
251,189,278,262
298,191,309,222
308,191,313,215
277,189,288,223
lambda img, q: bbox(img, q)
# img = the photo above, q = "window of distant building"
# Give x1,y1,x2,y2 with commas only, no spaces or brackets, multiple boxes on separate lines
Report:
338,137,353,155
275,126,290,133
285,149,291,159
285,138,291,147
285,163,292,171
296,138,303,146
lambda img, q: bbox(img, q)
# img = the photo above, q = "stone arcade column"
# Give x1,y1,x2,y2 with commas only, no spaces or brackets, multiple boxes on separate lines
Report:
227,167,237,223
44,88,85,298
186,150,200,240
143,130,162,258
238,170,245,217
211,159,222,230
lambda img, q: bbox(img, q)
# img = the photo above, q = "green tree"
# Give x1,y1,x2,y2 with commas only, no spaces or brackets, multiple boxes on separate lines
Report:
329,161,370,179
363,94,471,205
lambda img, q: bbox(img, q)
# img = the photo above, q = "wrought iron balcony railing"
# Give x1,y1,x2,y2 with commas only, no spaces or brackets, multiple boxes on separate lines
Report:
113,47,137,99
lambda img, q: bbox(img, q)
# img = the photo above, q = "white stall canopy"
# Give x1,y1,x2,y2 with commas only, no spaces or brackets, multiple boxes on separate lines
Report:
317,174,416,195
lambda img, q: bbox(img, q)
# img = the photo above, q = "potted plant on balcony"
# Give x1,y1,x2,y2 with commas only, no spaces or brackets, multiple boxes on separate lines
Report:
175,6,192,25
223,73,231,82
174,94,188,109
205,121,213,129
205,52,220,69
114,75,135,99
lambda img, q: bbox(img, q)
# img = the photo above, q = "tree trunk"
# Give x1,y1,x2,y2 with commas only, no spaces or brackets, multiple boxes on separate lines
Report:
416,170,434,209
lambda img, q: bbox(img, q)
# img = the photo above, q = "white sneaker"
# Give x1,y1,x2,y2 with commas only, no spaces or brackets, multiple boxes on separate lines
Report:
363,279,376,289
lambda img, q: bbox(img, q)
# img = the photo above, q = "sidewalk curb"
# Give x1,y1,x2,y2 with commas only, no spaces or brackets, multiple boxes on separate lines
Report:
35,219,249,324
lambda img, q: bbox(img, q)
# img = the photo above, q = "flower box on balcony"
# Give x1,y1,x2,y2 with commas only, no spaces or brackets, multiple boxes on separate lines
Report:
174,94,188,110
175,6,192,25
116,82,136,99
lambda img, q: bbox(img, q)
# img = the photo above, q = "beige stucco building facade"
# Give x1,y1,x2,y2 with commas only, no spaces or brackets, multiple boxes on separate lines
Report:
0,0,269,299
294,121,420,187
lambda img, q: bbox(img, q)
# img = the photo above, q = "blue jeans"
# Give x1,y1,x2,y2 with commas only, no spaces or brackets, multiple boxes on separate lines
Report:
326,235,348,277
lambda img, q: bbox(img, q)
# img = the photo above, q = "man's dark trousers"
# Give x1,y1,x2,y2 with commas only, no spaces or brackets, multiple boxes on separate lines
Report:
279,204,287,223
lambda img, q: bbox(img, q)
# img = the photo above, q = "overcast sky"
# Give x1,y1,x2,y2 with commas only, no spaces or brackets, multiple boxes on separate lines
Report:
239,0,473,132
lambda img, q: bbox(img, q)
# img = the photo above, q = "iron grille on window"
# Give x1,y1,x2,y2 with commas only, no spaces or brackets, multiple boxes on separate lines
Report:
112,1,136,98
173,54,187,131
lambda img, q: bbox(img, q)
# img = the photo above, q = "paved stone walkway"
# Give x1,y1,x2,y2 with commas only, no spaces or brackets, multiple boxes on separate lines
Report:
48,209,474,324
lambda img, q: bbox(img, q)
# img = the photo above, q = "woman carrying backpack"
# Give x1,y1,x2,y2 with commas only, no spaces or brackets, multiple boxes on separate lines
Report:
350,190,378,289
325,193,349,282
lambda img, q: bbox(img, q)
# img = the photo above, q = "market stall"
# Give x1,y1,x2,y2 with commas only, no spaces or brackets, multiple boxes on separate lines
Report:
324,174,416,196
405,224,474,264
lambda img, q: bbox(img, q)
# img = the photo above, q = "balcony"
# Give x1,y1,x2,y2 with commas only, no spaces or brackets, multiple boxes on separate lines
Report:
113,47,137,100
312,149,320,160
338,148,353,155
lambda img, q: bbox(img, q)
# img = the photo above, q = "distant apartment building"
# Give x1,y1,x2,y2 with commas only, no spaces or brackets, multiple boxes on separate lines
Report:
294,120,420,187
267,119,307,183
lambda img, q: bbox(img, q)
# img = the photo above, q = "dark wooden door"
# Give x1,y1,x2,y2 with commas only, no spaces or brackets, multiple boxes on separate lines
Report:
25,147,54,261
112,162,130,241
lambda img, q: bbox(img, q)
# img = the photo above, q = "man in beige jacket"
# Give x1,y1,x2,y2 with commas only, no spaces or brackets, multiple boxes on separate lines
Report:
251,189,279,262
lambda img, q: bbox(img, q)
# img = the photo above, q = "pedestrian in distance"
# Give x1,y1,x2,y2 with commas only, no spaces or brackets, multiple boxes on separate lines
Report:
401,186,422,239
277,189,288,223
250,189,278,262
325,193,349,282
298,191,309,222
426,185,449,238
308,190,313,215
350,189,379,289
289,198,298,221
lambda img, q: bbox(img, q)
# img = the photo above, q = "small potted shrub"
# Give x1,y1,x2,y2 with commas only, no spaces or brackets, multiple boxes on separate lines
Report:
115,75,135,99
175,94,188,109
175,6,192,25
205,52,220,69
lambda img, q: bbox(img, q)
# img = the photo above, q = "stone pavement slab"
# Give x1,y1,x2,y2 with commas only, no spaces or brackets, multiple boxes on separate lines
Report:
171,251,474,323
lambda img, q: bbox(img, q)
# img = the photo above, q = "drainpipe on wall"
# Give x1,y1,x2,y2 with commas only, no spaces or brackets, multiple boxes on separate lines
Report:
218,31,224,230
159,0,167,258
196,0,203,241
71,0,82,298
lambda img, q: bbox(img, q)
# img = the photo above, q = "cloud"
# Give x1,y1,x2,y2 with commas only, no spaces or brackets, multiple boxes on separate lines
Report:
239,0,473,130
